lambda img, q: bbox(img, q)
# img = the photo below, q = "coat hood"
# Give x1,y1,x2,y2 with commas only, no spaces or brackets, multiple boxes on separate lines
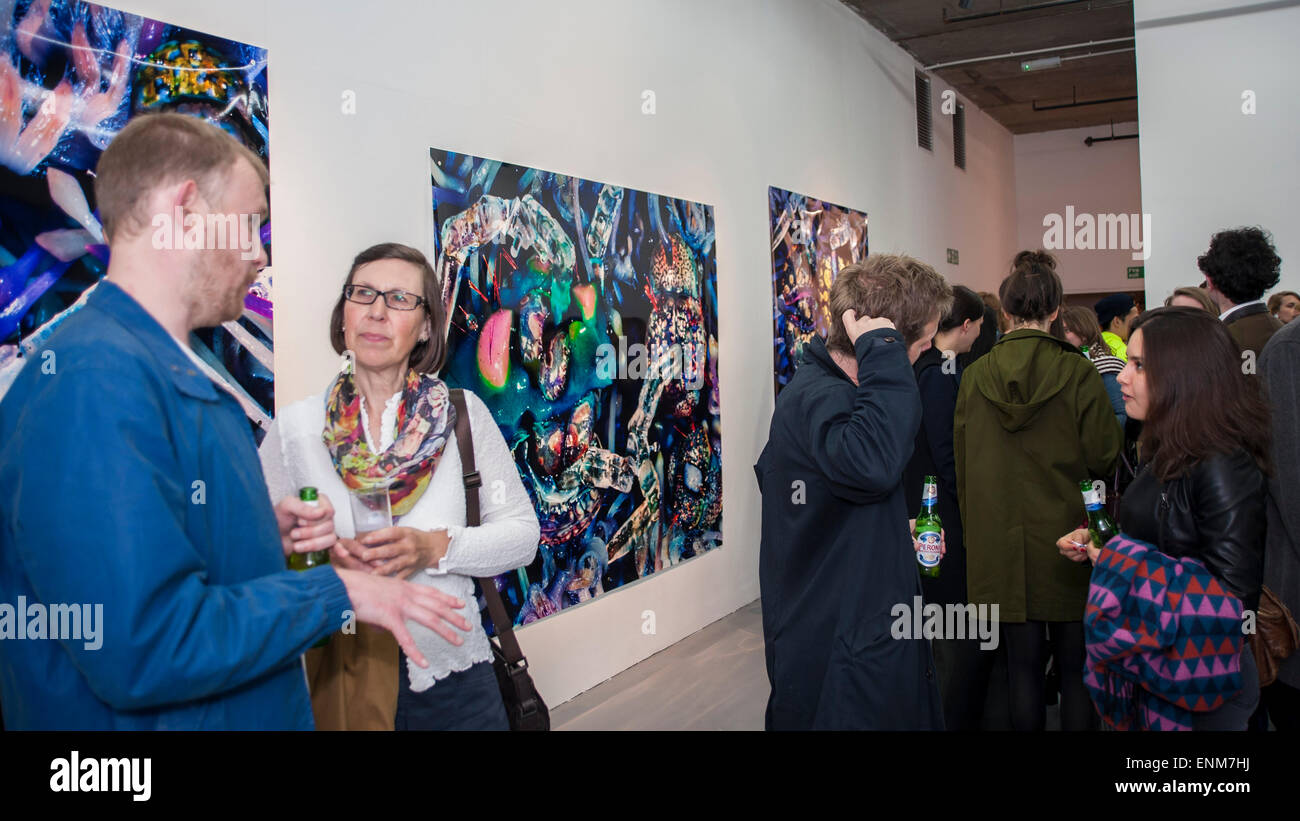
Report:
969,329,1083,432
801,335,845,380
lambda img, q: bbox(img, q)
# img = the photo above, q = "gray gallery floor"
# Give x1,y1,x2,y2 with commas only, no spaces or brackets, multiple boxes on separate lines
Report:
550,597,1067,731
551,598,768,731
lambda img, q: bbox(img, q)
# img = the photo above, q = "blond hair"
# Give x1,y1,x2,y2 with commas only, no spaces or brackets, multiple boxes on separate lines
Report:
826,255,952,352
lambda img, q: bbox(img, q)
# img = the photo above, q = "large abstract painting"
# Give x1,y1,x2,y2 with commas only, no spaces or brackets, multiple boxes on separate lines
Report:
769,186,867,395
432,149,722,627
0,1,272,436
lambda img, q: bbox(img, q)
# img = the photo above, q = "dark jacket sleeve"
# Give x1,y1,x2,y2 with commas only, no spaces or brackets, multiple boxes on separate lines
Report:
1192,454,1266,609
954,372,971,522
801,328,921,502
1262,335,1300,552
916,363,959,499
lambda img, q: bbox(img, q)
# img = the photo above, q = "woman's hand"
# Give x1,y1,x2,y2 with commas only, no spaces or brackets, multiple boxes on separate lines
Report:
346,527,451,578
274,493,337,558
1056,528,1099,563
909,519,947,559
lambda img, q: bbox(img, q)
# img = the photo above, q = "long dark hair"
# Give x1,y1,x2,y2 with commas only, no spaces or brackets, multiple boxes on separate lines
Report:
1130,307,1271,480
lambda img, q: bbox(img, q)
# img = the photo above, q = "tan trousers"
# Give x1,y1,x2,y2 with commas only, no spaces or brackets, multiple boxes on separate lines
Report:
304,623,399,731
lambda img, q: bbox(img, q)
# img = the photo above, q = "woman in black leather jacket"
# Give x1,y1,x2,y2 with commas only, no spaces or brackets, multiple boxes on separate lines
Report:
1058,307,1271,730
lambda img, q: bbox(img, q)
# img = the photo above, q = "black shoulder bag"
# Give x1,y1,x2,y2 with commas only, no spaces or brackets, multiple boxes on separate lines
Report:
448,389,550,731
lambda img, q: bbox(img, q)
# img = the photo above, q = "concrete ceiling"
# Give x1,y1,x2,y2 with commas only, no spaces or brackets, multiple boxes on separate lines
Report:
841,0,1138,134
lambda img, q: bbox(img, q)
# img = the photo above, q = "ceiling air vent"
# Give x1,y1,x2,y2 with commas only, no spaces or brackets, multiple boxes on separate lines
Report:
916,72,933,151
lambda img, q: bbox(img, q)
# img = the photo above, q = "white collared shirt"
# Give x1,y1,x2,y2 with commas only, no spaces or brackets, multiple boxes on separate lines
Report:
1220,299,1265,322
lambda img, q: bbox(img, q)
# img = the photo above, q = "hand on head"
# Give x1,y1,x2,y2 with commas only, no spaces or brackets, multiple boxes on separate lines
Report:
841,309,895,345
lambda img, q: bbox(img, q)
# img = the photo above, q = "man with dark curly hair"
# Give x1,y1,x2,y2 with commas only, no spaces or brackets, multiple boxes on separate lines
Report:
1198,227,1283,361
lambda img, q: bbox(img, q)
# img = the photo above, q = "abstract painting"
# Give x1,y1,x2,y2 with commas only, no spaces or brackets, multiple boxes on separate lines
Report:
0,1,272,437
432,149,722,627
769,186,867,395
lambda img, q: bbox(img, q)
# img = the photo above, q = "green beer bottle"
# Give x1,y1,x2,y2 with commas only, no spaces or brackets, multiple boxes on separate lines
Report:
915,475,942,579
287,487,331,648
1078,479,1119,551
287,486,330,571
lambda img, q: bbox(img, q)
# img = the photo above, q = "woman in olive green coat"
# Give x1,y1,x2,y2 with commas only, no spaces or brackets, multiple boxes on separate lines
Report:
954,251,1122,731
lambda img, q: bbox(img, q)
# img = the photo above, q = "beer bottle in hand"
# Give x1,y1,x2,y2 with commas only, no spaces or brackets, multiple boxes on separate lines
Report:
287,486,332,648
915,475,942,579
1078,479,1119,552
287,486,330,571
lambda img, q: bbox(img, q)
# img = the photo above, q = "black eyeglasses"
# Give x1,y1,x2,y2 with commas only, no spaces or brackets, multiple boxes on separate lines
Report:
344,285,427,311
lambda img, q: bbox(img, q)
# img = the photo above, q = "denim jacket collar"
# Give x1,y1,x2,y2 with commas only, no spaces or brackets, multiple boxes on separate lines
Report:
92,280,221,402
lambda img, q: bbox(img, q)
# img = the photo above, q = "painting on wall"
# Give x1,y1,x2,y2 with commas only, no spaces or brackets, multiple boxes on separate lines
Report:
769,186,867,395
0,0,272,437
432,148,722,627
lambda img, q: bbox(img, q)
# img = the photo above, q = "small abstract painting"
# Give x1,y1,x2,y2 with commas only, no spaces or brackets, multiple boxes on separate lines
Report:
769,186,867,395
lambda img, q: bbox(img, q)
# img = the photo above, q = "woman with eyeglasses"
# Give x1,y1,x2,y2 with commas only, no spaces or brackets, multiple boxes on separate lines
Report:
258,243,540,730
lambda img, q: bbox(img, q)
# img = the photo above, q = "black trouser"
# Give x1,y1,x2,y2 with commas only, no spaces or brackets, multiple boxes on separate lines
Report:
1259,679,1300,731
1002,620,1096,731
395,658,509,731
932,635,997,730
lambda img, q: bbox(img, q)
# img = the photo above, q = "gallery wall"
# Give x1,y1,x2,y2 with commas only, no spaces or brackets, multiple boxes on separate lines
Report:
1014,123,1144,295
1133,0,1299,306
111,0,1020,705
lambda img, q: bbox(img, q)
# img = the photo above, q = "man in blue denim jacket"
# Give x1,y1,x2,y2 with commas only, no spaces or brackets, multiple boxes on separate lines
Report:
0,114,469,730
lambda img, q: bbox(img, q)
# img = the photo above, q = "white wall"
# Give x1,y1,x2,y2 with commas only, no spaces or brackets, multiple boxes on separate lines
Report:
1014,123,1144,294
1134,0,1300,305
113,0,1018,705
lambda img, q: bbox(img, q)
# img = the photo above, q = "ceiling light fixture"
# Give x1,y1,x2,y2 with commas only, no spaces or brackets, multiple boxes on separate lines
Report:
1021,56,1062,71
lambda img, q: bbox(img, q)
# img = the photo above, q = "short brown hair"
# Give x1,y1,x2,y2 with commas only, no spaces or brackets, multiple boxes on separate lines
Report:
999,250,1062,323
1130,307,1271,481
329,243,447,375
978,291,1008,333
1062,305,1104,348
1165,286,1218,313
826,254,951,352
1267,290,1300,315
94,113,268,242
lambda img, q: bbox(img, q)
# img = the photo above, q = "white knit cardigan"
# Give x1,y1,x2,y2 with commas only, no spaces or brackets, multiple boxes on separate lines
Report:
258,385,540,692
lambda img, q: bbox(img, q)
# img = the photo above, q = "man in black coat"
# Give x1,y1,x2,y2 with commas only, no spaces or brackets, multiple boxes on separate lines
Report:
1261,318,1300,729
755,255,951,730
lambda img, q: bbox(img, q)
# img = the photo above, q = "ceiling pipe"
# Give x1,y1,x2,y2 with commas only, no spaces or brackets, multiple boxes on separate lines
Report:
1085,133,1139,145
942,0,1115,25
1033,88,1138,111
1084,122,1139,146
922,36,1133,71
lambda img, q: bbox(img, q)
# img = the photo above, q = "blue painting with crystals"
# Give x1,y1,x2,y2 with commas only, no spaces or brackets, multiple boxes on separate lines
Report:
431,148,722,627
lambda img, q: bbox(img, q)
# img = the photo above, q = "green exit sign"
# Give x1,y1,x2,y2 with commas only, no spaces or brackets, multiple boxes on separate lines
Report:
1127,266,1145,279
947,248,959,265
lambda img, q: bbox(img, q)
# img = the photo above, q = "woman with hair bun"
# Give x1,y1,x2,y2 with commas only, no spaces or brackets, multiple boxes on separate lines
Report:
956,250,1123,731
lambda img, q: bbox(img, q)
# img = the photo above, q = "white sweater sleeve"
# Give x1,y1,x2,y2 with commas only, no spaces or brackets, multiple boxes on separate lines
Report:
258,418,293,504
431,390,540,579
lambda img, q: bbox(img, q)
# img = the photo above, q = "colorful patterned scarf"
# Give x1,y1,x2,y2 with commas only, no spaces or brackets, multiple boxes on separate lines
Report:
322,366,456,518
1084,533,1244,731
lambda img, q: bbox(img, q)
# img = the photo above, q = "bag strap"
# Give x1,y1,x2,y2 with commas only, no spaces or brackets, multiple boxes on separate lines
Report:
447,389,527,668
